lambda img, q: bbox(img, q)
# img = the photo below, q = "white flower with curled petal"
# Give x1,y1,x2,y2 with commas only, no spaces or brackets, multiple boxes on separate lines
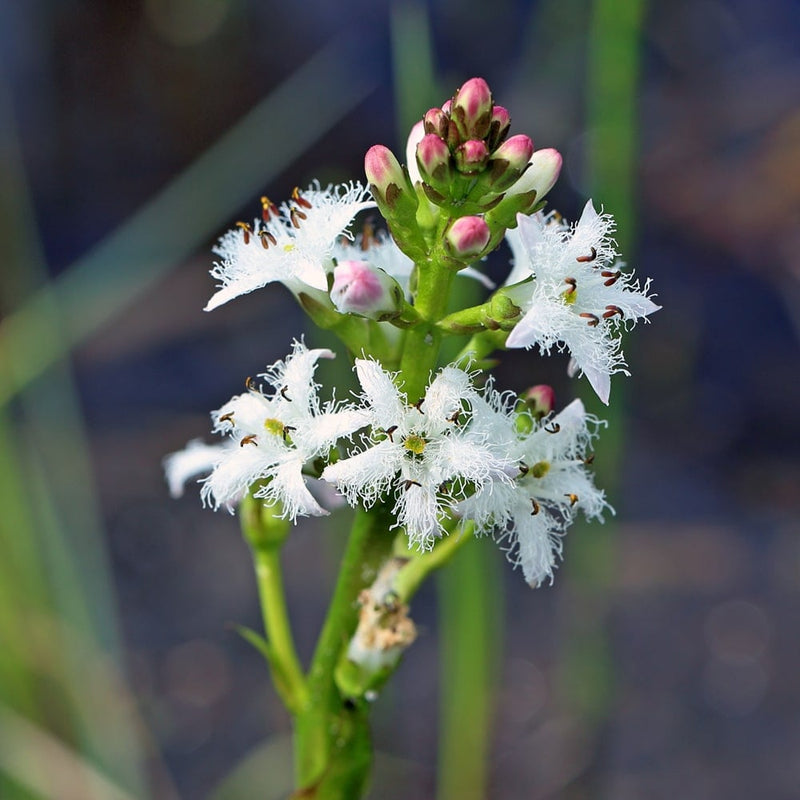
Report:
206,182,375,311
504,201,660,404
192,341,366,520
459,398,610,586
321,360,515,550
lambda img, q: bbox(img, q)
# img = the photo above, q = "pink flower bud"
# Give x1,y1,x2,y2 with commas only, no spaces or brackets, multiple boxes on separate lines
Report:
492,134,534,172
364,145,405,193
451,77,493,140
525,384,556,417
506,148,563,200
454,139,490,175
423,107,448,138
416,133,452,185
487,105,511,149
330,260,402,319
445,216,491,258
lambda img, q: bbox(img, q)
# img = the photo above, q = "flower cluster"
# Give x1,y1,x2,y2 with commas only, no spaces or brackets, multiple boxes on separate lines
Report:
167,76,659,586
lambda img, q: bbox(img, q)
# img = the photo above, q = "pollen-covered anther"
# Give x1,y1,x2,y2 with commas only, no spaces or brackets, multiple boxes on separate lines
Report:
280,386,292,401
383,425,398,442
565,493,579,506
260,195,279,221
291,186,313,209
235,221,252,244
404,479,422,490
240,434,258,447
579,312,600,327
447,409,461,424
576,247,597,263
603,305,625,319
544,422,561,434
219,411,235,425
564,277,577,294
601,270,621,286
413,398,425,413
530,498,540,515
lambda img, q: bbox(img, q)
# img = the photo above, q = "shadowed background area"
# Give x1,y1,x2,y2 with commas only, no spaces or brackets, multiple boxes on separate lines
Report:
1,0,799,798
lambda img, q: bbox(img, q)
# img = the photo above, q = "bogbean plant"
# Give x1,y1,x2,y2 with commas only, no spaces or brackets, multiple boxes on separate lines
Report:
165,78,659,798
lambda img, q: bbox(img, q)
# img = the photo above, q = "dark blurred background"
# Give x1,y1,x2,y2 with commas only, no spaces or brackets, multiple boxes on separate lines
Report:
1,1,799,798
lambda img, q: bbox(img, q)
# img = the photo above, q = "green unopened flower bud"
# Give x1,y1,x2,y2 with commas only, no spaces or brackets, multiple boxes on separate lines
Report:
416,133,452,190
454,139,490,175
445,216,491,258
331,260,404,320
505,147,563,202
450,77,493,141
487,105,511,150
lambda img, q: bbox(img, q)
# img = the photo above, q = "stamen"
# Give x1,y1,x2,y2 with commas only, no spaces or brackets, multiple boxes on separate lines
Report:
530,498,540,515
579,312,600,327
219,412,235,424
565,493,579,506
584,453,595,465
283,425,296,442
280,386,292,402
601,270,620,286
564,277,577,294
603,305,624,319
291,187,313,209
518,461,529,475
258,230,277,249
404,479,422,490
576,247,597,263
261,196,279,221
245,376,255,390
544,422,561,434
438,481,450,494
447,409,461,424
290,207,307,228
384,425,398,442
360,218,376,252
413,398,425,412
235,221,252,244
240,434,258,447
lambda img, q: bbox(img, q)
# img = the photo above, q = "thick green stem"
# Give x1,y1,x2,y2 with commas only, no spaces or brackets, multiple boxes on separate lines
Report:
294,506,396,797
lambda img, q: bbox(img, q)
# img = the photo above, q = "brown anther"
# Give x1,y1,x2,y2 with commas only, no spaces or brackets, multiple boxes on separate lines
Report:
564,277,577,294
438,481,450,494
240,434,258,447
290,207,307,228
603,305,624,319
360,218,376,252
584,453,595,465
291,186,313,209
413,398,425,412
404,479,422,490
518,462,530,475
384,425,398,442
235,221,252,244
283,425,296,442
280,386,292,402
601,270,621,286
260,196,279,221
245,376,255,390
576,247,597,263
579,312,600,327
219,412,235,424
258,230,272,249
447,409,461,424
544,422,561,434
530,498,540,515
565,493,579,506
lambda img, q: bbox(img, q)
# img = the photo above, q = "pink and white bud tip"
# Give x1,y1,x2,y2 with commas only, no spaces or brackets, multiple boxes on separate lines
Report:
331,260,402,319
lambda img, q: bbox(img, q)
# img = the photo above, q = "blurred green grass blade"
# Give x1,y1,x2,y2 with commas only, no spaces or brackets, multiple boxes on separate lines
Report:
0,37,378,407
390,0,440,141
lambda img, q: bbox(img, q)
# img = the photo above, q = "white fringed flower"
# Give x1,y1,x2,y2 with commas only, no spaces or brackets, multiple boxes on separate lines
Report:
163,439,227,499
194,341,365,520
459,398,610,586
504,201,660,404
206,182,375,311
321,360,514,549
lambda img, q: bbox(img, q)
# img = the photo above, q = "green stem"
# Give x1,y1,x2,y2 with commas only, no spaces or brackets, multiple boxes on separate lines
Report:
393,522,474,603
252,547,309,713
294,506,396,795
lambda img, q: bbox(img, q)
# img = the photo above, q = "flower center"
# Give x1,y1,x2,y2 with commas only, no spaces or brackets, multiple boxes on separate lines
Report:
403,434,427,455
530,460,550,479
264,418,286,437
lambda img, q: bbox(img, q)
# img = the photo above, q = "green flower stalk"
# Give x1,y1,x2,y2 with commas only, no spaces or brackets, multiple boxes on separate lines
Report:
164,76,659,798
